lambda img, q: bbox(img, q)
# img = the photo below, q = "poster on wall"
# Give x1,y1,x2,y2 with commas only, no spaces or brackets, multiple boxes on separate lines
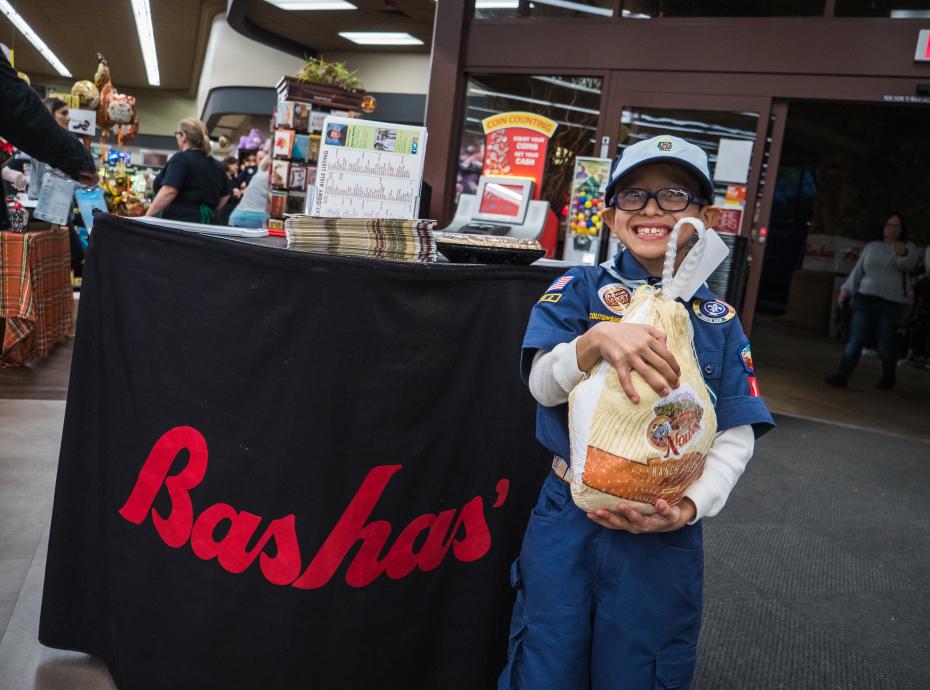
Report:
311,116,427,219
480,112,557,199
562,156,611,265
716,184,746,235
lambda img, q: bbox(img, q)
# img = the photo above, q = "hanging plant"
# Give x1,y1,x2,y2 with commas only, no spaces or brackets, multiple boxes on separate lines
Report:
296,57,363,91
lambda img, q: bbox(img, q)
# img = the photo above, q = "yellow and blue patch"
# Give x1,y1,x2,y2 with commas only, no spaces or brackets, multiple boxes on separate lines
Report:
692,299,736,324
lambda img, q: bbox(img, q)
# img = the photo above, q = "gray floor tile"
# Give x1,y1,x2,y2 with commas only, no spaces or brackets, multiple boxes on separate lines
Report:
0,559,30,642
0,548,116,690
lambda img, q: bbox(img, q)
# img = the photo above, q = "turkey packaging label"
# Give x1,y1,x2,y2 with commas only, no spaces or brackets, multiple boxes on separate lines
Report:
568,219,719,514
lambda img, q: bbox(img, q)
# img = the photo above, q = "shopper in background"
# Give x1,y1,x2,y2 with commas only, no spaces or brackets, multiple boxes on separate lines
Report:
0,44,97,230
146,118,228,223
827,213,918,390
215,156,241,225
46,97,70,129
44,97,88,273
228,145,270,229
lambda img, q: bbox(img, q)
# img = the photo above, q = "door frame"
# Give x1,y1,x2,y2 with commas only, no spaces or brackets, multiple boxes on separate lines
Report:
598,76,787,331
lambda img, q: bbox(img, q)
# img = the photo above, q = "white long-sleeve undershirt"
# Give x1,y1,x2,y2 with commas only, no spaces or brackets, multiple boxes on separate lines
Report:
528,339,755,522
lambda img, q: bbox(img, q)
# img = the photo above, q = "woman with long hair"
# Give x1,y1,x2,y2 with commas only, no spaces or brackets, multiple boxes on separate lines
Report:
146,117,228,223
826,213,919,389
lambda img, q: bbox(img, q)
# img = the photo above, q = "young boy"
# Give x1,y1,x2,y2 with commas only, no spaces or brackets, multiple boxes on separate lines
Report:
500,135,774,690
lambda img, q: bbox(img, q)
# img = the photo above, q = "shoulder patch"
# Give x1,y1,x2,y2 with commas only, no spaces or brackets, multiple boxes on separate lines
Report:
598,283,632,316
539,293,562,304
692,299,736,324
739,341,754,374
546,275,574,292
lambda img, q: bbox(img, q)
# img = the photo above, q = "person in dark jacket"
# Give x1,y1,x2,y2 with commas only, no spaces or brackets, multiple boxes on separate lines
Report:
0,45,97,230
146,118,228,223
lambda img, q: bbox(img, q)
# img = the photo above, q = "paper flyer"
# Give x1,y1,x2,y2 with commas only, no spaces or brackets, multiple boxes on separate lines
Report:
311,116,427,219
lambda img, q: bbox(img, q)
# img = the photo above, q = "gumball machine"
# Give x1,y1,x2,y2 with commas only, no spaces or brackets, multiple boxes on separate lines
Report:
562,156,612,265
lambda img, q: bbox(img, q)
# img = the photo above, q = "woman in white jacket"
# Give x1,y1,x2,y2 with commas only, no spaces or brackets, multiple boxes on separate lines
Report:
826,213,918,389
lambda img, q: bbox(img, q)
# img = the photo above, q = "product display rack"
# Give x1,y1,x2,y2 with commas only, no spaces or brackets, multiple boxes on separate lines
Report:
266,77,367,232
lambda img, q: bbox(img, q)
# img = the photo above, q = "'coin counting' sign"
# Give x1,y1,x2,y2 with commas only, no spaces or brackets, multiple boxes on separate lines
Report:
481,112,557,199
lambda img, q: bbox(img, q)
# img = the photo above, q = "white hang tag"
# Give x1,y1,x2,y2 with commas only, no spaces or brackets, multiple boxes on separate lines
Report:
675,228,730,301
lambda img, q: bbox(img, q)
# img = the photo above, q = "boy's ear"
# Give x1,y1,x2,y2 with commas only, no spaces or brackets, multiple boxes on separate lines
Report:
700,204,722,230
601,206,616,229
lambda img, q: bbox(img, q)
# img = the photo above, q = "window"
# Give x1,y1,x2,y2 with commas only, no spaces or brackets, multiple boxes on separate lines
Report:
834,0,930,17
474,0,615,20
458,74,602,212
620,0,825,17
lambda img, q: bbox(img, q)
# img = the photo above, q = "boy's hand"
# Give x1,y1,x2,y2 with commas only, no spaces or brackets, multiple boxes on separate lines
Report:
577,322,680,403
586,497,696,533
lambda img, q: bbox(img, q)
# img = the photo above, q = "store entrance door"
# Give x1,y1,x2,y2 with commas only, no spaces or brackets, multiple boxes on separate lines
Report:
596,83,787,332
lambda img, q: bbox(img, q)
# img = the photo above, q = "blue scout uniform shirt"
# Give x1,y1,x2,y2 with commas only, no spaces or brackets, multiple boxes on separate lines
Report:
522,250,774,463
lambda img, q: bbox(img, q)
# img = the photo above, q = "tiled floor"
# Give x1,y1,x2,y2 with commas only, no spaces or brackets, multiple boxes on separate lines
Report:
751,315,930,442
0,399,116,690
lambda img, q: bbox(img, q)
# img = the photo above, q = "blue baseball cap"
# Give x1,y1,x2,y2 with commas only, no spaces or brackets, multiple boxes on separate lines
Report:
604,135,714,206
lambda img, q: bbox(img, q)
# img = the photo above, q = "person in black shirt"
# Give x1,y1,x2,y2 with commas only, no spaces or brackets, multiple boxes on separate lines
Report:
146,118,228,223
0,45,97,230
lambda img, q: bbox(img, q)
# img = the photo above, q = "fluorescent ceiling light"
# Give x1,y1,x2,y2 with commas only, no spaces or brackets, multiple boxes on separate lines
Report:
890,10,930,18
267,0,358,9
475,0,520,8
339,32,423,45
130,0,160,86
0,0,71,76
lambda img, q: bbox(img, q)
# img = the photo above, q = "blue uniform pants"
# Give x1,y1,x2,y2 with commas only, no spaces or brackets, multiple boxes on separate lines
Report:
499,473,704,690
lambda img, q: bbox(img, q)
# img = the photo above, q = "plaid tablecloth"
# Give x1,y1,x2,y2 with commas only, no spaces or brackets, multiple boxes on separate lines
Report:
0,228,73,366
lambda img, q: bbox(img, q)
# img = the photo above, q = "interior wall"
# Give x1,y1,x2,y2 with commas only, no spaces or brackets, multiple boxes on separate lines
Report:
196,15,431,114
196,14,305,115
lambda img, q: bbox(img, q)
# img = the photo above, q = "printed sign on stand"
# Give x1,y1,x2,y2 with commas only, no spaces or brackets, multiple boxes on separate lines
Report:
68,109,97,136
480,112,557,199
312,116,427,219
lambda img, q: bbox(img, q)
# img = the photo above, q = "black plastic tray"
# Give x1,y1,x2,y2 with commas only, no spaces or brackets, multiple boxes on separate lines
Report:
436,241,546,265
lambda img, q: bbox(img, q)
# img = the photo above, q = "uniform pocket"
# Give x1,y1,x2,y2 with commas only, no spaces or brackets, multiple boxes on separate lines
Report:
501,560,528,690
697,348,724,403
654,646,698,689
657,522,703,552
530,473,574,521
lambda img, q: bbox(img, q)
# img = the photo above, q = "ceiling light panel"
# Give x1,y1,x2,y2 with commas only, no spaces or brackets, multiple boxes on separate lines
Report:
130,0,160,86
339,32,423,45
0,0,71,76
268,0,358,9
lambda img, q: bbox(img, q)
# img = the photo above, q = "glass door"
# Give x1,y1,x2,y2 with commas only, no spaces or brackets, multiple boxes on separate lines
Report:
595,83,786,329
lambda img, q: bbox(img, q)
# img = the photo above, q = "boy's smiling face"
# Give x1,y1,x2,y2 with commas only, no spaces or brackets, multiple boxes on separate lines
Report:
602,163,720,276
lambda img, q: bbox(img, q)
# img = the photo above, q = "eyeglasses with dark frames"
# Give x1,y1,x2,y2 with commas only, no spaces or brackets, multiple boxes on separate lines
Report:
612,188,707,212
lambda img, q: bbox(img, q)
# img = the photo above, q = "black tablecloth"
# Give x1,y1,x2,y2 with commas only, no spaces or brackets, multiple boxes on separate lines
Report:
39,214,563,690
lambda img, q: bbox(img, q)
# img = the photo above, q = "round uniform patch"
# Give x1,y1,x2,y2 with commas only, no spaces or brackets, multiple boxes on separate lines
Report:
598,284,632,316
740,342,754,374
692,299,736,324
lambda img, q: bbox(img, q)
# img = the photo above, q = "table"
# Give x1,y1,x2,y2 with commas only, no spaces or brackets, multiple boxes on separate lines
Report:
39,214,563,690
0,227,72,367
